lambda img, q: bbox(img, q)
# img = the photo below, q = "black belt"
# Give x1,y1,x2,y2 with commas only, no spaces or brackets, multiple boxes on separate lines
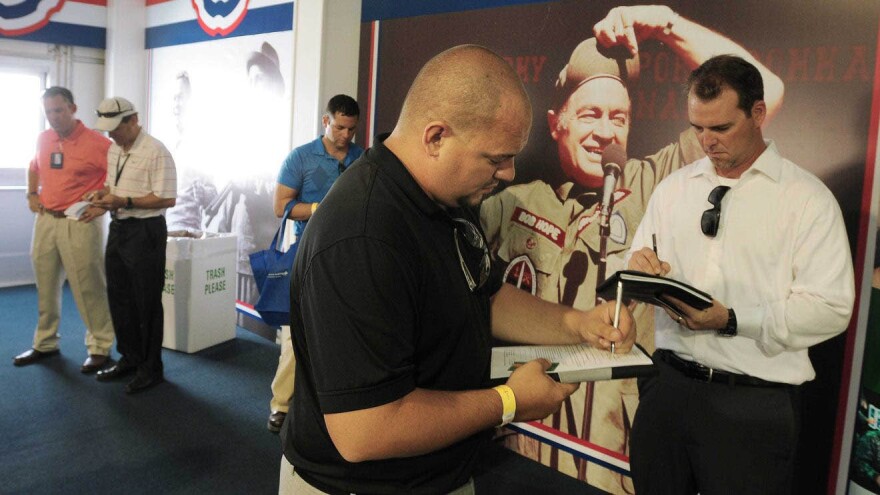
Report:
655,349,790,388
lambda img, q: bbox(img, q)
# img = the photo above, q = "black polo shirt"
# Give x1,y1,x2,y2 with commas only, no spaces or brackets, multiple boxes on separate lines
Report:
282,140,504,494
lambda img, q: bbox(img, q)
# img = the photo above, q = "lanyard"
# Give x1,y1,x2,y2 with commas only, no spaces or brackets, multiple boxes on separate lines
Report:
114,153,130,187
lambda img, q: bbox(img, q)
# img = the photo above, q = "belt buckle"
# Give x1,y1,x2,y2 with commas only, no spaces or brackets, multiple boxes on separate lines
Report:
690,360,713,382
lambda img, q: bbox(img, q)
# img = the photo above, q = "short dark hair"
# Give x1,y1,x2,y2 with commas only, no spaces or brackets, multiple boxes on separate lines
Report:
121,114,136,125
686,55,763,114
43,86,75,105
326,94,359,118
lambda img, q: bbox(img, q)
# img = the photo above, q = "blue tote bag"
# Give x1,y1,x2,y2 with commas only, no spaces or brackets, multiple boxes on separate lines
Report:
249,202,298,326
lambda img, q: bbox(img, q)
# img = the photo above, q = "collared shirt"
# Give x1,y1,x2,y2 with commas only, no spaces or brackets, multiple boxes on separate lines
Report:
283,140,502,494
276,136,365,237
30,120,110,211
628,140,855,384
106,130,177,220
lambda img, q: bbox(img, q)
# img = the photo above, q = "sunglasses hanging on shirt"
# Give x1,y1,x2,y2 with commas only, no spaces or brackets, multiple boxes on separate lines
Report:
700,185,731,237
452,218,490,292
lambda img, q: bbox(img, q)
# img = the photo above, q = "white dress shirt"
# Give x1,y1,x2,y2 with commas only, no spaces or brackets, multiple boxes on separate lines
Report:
628,141,854,384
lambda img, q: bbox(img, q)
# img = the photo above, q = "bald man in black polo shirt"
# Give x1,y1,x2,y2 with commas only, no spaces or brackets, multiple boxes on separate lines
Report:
279,45,635,494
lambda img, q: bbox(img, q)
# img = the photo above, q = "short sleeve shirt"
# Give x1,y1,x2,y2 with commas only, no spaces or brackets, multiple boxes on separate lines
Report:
282,140,503,494
30,120,110,211
106,130,177,219
276,136,364,237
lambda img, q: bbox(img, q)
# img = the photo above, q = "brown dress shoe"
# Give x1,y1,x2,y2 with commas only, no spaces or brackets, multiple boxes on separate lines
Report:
13,348,60,366
81,354,111,374
268,411,287,433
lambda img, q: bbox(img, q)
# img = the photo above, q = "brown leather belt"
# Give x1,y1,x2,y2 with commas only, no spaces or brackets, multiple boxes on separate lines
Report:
655,349,790,388
43,208,67,218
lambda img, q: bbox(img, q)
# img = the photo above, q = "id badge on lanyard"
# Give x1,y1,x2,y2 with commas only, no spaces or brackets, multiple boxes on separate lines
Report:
50,152,63,169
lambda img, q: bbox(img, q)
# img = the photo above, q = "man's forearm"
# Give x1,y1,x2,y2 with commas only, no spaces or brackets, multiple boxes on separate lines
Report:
129,193,175,210
490,283,577,344
27,169,39,194
325,387,502,463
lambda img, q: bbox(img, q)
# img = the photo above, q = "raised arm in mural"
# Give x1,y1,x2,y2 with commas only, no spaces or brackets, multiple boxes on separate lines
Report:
593,5,784,120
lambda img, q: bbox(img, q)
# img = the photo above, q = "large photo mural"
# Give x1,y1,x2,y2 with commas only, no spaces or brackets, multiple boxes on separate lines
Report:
147,0,293,334
358,1,878,493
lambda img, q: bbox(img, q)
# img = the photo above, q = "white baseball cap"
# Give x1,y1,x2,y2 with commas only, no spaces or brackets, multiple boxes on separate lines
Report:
95,97,137,131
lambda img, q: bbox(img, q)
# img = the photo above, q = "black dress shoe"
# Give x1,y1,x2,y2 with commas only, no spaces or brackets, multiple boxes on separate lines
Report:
13,348,60,366
81,354,112,374
96,362,136,381
267,411,287,433
125,374,164,394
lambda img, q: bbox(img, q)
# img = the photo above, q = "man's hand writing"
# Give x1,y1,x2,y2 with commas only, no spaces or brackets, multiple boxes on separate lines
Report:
627,247,670,276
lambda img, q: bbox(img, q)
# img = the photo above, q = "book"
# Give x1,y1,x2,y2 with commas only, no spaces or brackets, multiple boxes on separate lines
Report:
596,270,713,317
490,343,655,384
63,201,91,220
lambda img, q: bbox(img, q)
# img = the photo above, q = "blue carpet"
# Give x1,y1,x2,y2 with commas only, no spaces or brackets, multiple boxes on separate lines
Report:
0,285,283,494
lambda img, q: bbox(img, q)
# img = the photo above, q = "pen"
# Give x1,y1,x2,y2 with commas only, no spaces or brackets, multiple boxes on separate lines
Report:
612,279,623,354
652,233,658,256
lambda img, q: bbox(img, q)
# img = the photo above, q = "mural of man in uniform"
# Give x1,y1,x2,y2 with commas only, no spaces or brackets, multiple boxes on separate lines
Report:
204,41,287,308
480,5,784,493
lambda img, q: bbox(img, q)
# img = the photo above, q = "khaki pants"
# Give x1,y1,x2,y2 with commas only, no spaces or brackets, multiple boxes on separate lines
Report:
278,456,475,494
31,213,114,355
269,325,295,413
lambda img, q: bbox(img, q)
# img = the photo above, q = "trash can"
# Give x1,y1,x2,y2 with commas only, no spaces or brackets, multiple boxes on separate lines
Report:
162,232,237,353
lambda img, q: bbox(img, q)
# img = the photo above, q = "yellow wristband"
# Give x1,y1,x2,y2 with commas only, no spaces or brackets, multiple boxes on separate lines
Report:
311,202,318,215
493,385,516,427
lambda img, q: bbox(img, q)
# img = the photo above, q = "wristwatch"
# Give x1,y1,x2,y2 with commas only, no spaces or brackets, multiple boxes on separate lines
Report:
717,307,737,337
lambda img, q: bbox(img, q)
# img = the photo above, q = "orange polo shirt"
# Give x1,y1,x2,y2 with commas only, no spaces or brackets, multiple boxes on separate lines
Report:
29,120,111,211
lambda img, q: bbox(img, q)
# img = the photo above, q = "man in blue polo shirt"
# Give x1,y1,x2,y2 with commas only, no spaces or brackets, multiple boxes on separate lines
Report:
266,94,363,432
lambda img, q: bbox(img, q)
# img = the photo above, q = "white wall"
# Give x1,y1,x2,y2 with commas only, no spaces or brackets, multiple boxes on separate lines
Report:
291,0,361,147
104,0,147,121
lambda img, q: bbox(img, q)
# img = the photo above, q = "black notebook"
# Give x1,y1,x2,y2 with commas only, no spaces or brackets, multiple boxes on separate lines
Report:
596,270,713,317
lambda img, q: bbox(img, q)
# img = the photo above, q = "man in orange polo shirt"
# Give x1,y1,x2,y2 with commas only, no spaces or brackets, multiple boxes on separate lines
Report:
14,87,115,373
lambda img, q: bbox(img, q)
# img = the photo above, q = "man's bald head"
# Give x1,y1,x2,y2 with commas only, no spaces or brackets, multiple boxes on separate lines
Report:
396,45,531,137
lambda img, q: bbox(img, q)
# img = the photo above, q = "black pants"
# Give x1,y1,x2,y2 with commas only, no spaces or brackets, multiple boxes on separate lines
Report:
630,352,801,495
106,216,167,379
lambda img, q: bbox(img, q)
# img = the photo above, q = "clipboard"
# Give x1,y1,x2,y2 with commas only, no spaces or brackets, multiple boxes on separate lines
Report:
489,343,656,385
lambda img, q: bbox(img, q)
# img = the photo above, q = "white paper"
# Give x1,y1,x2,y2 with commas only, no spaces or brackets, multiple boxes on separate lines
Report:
64,201,91,220
490,344,653,381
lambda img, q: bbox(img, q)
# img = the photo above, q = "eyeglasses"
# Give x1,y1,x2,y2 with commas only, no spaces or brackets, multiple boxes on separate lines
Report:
700,185,731,237
452,218,490,292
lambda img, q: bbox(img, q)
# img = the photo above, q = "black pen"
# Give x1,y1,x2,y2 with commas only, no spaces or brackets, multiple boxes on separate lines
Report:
652,234,658,256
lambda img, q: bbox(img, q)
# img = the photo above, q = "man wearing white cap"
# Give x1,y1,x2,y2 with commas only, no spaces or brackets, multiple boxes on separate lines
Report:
480,5,785,492
87,97,177,394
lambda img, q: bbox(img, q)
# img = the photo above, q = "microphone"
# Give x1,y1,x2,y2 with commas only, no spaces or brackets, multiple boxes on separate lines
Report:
595,144,626,288
599,144,626,237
